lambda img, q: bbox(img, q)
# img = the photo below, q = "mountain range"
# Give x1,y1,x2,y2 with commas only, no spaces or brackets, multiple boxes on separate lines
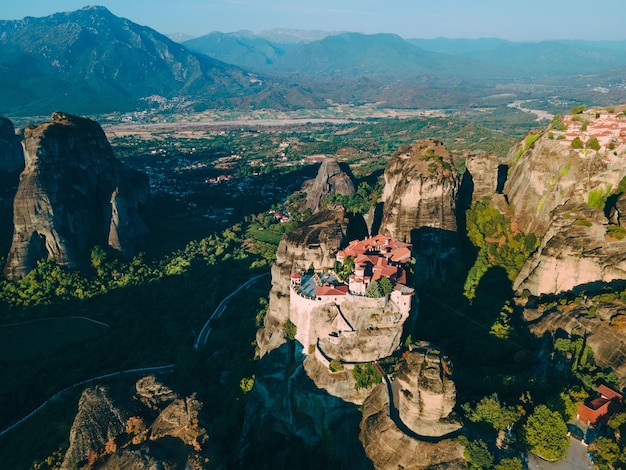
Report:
3,6,626,115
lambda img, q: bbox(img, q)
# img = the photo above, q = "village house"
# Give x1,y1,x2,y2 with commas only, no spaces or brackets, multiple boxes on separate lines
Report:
576,384,624,426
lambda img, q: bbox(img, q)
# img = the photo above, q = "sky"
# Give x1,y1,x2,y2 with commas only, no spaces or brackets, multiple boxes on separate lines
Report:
1,0,626,41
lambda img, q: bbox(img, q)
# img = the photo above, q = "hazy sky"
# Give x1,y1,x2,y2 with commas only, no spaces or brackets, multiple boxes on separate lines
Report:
1,0,626,41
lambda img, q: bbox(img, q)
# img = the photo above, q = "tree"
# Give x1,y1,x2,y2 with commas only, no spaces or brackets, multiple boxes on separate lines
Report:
571,137,584,149
352,363,382,389
495,458,523,470
284,320,297,341
587,137,601,151
379,277,393,296
589,436,621,468
365,280,382,298
462,394,519,431
522,405,569,461
464,440,493,469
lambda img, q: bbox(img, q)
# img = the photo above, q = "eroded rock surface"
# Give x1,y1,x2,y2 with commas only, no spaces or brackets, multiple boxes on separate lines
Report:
302,158,355,212
359,385,465,470
256,205,349,356
4,112,149,280
503,129,626,236
514,201,626,296
61,377,211,470
61,386,130,470
394,343,462,437
462,149,501,202
379,139,460,283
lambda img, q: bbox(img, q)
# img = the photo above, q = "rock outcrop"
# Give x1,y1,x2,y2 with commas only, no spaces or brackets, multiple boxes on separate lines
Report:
359,343,464,469
394,342,462,437
240,343,372,469
379,139,461,283
523,297,626,387
302,158,355,212
0,118,24,173
4,112,149,280
503,129,626,237
61,386,131,470
61,377,211,470
256,205,349,357
514,201,626,296
461,150,501,203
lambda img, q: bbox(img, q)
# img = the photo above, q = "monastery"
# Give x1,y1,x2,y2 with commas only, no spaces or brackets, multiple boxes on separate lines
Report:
554,110,626,154
289,234,415,368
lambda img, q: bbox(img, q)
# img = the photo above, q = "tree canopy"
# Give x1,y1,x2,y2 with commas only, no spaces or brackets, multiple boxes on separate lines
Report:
522,405,569,461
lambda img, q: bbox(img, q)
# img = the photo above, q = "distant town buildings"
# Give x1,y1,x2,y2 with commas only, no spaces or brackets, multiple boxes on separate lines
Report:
554,110,626,154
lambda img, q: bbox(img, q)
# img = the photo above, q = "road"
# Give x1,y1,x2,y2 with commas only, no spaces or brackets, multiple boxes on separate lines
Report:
527,438,593,470
0,364,174,439
193,272,269,350
373,361,462,443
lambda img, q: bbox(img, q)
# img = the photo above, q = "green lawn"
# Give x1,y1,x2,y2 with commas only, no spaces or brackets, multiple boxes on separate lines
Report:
246,225,283,245
0,317,110,363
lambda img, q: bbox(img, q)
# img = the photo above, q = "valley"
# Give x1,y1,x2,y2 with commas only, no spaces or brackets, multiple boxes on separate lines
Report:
4,4,626,470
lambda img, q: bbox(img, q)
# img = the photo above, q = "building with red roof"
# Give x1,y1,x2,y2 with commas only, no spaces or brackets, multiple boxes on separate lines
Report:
577,384,623,426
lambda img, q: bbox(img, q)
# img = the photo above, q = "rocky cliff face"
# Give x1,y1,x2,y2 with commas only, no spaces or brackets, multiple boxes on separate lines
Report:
461,150,501,203
240,343,372,469
359,343,464,470
524,297,626,387
394,342,462,437
302,158,356,212
0,118,24,173
61,385,131,470
503,130,626,237
3,112,149,280
514,200,626,296
256,205,349,357
61,376,210,470
379,139,461,283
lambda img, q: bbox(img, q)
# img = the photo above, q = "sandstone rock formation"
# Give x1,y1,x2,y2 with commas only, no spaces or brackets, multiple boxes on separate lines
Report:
514,201,626,296
0,117,24,173
293,293,411,364
61,386,130,470
302,157,355,212
524,298,626,387
4,112,149,280
256,205,350,357
61,376,210,470
135,375,178,411
359,343,465,470
503,129,626,236
360,385,465,470
379,139,460,283
149,395,205,445
394,342,462,437
240,343,371,469
461,150,501,203
302,354,373,405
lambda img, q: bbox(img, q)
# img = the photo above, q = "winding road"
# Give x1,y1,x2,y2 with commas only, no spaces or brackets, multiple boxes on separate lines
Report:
373,361,463,443
194,272,269,350
1,271,269,438
0,364,174,439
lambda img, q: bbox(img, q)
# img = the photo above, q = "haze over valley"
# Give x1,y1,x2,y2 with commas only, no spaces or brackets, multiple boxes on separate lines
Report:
4,3,626,470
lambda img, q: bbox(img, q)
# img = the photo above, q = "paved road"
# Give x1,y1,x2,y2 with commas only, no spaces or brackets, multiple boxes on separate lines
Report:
527,438,593,470
193,272,269,350
373,361,462,443
0,364,174,439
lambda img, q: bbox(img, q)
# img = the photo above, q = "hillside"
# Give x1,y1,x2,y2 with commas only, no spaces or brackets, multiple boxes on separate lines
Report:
0,6,321,115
